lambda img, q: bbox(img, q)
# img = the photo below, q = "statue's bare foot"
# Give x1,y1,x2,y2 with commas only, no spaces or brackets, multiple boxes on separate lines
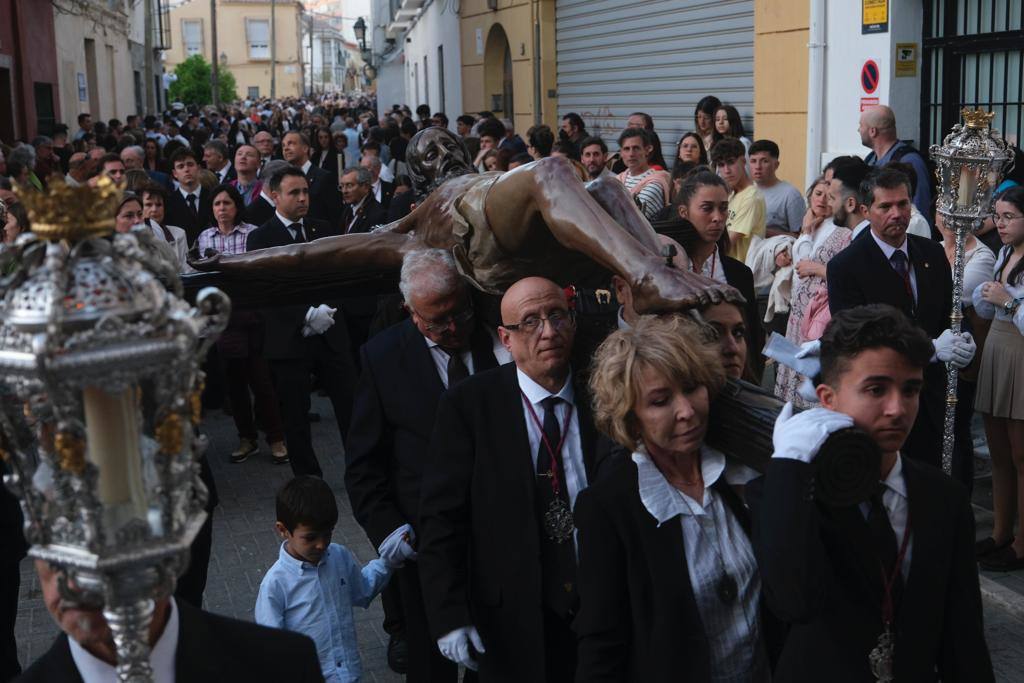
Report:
187,250,221,272
631,263,744,314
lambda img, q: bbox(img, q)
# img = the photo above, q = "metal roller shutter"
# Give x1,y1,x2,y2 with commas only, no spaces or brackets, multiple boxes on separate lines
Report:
555,0,754,160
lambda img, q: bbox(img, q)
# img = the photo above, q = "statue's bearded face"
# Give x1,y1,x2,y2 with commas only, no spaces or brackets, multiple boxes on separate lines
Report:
407,128,473,191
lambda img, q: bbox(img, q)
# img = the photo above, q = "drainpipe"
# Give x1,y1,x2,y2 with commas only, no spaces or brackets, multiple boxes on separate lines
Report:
533,0,541,126
805,0,826,186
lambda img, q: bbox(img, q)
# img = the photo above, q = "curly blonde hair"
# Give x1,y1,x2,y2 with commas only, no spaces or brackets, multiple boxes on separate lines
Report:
589,315,727,450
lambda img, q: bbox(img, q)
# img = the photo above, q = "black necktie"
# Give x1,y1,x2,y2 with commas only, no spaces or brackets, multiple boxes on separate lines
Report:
867,489,900,583
186,194,198,218
442,347,469,387
289,223,306,243
536,396,563,483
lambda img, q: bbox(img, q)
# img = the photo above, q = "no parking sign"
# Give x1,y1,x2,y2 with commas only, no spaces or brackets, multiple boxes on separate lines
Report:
861,60,880,94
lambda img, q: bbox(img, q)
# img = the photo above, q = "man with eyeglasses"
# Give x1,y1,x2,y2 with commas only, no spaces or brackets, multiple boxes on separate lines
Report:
418,276,602,682
345,249,505,681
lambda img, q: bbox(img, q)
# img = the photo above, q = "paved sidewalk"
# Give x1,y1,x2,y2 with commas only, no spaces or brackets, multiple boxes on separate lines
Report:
13,400,1024,680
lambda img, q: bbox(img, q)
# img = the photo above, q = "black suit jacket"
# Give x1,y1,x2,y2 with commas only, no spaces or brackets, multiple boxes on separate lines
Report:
16,600,324,682
305,163,342,226
345,319,500,547
164,187,214,247
377,180,395,210
418,362,602,682
827,231,951,464
342,196,389,235
246,215,346,359
574,449,783,682
387,190,416,222
720,254,765,376
749,458,992,682
243,194,275,229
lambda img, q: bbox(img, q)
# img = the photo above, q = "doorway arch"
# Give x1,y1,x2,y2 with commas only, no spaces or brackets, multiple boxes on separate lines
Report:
483,24,513,119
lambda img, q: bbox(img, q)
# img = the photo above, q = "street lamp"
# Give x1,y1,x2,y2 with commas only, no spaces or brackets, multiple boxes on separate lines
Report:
219,51,228,66
353,16,367,53
930,108,1013,473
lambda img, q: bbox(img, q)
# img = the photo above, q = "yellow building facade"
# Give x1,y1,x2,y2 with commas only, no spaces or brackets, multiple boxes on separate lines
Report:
458,0,557,135
753,0,810,191
165,0,305,100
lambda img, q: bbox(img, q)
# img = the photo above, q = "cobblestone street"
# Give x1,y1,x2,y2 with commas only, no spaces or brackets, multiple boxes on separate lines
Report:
12,399,1024,681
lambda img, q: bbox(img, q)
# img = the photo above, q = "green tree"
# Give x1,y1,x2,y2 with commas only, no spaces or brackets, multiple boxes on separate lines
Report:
168,55,238,105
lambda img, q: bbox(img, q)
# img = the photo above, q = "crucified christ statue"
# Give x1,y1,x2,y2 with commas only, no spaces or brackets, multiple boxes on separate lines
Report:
190,127,739,312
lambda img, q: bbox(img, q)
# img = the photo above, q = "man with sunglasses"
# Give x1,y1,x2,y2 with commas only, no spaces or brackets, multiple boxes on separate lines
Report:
418,276,603,682
345,249,505,682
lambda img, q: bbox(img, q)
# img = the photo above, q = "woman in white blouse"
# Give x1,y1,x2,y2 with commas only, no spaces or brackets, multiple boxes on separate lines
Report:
574,315,776,681
775,177,850,405
974,186,1024,571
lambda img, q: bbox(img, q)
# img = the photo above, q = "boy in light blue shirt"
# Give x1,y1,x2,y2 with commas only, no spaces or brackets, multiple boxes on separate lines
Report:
256,476,407,683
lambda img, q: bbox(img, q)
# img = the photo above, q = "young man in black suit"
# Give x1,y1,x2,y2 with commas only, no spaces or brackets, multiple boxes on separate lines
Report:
345,249,503,682
826,168,975,467
246,166,355,478
753,304,992,682
163,148,214,245
18,559,323,682
418,277,601,682
281,130,342,227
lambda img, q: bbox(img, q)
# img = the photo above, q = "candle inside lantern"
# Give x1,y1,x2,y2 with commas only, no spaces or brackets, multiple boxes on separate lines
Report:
83,385,146,516
958,167,978,208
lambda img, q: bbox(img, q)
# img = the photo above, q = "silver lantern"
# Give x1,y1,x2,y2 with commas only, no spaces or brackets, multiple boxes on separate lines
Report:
0,177,229,681
930,108,1013,474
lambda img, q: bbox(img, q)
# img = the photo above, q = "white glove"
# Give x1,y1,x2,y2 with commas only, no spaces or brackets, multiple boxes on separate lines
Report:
302,304,337,337
795,339,821,359
378,523,417,568
933,329,976,368
772,402,854,463
437,626,485,671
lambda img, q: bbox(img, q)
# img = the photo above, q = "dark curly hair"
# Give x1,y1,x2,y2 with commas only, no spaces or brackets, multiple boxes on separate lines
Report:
820,304,934,386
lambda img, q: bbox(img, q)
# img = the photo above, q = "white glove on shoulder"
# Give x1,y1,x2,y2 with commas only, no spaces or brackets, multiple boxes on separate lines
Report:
772,402,854,463
933,329,976,368
795,339,821,359
302,304,337,337
378,523,417,568
437,626,485,671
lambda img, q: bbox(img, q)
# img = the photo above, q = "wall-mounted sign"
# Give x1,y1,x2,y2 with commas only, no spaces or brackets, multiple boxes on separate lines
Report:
476,28,484,56
862,0,889,34
77,73,87,102
860,97,880,111
895,43,918,77
861,60,880,95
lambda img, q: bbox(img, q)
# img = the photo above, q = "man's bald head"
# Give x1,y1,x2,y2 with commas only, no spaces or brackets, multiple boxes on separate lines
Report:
859,105,897,148
499,277,575,391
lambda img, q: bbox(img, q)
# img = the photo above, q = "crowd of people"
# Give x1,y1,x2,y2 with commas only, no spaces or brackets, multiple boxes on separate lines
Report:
1,88,1023,682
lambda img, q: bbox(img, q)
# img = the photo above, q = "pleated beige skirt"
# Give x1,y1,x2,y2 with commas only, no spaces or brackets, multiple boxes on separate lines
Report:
976,319,1024,419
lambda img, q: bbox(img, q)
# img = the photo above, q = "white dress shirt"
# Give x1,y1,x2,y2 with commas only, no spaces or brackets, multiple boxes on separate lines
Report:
851,219,870,240
69,598,179,682
178,186,200,206
275,211,306,242
859,454,913,582
300,159,313,175
517,368,587,509
632,447,768,682
425,337,475,389
694,245,728,284
346,196,368,233
371,179,383,204
870,229,918,302
215,161,233,184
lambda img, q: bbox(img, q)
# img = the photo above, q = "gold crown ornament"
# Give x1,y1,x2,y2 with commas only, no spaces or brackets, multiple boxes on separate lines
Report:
16,175,123,241
961,108,996,130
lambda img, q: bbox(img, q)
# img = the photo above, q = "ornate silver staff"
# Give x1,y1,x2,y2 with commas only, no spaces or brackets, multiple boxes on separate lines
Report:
930,109,1012,474
0,177,229,681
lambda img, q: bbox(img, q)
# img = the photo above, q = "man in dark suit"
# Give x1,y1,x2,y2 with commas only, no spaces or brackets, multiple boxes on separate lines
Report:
1,483,25,680
163,148,214,245
18,559,323,682
346,249,503,682
418,277,600,682
751,304,992,682
826,168,975,467
243,159,289,227
360,154,395,210
203,140,237,185
246,166,356,478
281,130,342,227
339,166,388,235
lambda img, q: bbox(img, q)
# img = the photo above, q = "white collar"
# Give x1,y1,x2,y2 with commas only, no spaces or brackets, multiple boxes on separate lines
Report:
851,219,870,239
217,161,232,177
69,598,178,682
300,159,312,174
632,445,727,523
616,307,631,331
881,453,908,499
275,211,302,228
349,195,368,212
870,228,909,260
517,367,574,406
259,190,276,206
178,186,199,200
